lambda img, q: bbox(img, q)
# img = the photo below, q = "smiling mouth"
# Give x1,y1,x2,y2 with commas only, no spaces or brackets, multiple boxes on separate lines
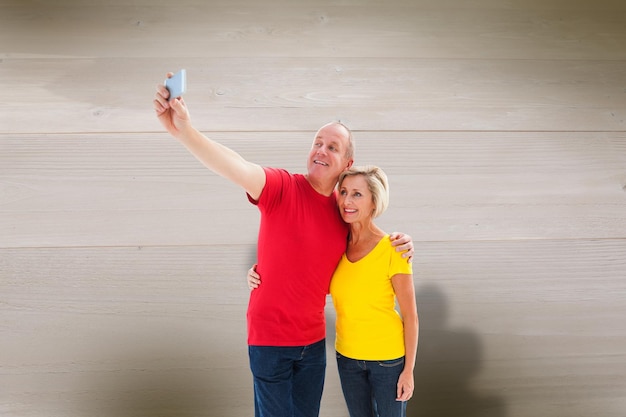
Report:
313,160,329,166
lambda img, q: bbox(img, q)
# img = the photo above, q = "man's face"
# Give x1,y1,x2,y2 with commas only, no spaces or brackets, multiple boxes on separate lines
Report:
307,123,353,184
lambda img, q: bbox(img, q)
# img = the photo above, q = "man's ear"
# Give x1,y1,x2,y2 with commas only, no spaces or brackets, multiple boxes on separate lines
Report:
346,159,354,169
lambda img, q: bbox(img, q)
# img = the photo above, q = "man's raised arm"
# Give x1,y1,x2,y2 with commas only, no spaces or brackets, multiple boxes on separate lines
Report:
154,73,265,200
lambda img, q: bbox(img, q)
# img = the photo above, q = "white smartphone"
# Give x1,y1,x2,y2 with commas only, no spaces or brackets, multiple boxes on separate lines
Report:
164,69,186,100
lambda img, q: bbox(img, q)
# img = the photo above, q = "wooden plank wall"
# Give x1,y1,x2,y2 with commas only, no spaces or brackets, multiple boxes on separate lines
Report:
1,1,625,416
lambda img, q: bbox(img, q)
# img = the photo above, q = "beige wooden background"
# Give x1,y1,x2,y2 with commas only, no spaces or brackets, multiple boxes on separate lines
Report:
1,1,625,416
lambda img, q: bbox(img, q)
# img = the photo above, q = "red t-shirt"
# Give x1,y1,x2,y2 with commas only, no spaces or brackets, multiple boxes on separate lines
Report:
246,167,349,346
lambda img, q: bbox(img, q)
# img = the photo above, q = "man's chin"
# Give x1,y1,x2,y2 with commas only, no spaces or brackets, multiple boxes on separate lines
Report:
308,164,325,175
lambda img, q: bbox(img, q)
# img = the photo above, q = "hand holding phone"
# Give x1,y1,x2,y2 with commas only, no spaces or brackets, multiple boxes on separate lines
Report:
164,69,186,101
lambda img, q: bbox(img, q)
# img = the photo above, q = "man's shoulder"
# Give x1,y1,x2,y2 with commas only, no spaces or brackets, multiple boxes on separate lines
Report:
264,166,300,177
264,167,306,185
255,167,307,207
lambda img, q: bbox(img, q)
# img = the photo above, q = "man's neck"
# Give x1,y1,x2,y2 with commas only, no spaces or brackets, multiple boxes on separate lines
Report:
305,175,336,196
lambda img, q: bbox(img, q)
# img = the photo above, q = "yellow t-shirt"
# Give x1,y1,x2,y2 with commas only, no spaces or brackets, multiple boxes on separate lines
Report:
329,235,413,360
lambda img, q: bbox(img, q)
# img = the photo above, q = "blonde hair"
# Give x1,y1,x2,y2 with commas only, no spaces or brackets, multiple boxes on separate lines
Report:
338,165,389,218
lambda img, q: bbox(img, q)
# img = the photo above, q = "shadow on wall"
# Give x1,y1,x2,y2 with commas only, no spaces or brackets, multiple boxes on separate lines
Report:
409,283,506,417
74,325,252,417
67,246,260,417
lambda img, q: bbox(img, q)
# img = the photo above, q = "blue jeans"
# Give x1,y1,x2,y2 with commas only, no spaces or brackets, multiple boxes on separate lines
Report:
249,339,326,417
336,352,407,417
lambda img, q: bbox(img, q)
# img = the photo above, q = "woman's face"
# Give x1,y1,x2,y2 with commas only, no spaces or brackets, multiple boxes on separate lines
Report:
337,174,375,224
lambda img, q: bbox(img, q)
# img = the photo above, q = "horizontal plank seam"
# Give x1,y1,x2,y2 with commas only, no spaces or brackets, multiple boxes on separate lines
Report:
2,237,625,251
1,129,626,136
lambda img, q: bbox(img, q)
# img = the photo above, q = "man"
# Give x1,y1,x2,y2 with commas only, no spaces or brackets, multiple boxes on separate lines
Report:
153,73,413,417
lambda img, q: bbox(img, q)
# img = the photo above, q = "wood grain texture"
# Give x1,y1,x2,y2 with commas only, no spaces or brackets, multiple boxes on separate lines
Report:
2,239,625,417
2,1,626,60
1,57,625,133
1,0,625,416
2,132,625,248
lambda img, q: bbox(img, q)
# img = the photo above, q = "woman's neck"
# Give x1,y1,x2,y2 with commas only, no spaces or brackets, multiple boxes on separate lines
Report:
349,221,384,242
346,221,386,263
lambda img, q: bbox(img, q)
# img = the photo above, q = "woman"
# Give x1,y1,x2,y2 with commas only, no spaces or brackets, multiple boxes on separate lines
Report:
249,165,418,417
